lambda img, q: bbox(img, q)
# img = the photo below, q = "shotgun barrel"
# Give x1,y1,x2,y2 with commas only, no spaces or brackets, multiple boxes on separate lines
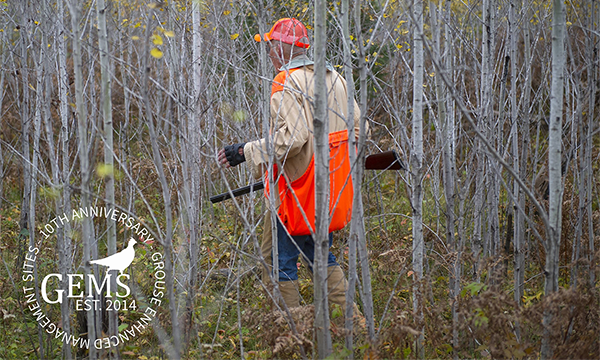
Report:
210,150,404,204
209,181,264,204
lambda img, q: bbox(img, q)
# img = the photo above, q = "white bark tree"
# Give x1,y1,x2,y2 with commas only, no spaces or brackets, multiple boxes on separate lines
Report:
341,0,359,351
56,1,74,357
585,0,596,290
141,7,180,356
412,0,425,356
67,0,97,357
541,0,566,357
313,0,333,356
96,0,119,351
352,0,376,340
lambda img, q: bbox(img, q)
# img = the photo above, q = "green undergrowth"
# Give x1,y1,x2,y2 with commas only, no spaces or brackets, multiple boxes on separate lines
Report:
1,169,598,359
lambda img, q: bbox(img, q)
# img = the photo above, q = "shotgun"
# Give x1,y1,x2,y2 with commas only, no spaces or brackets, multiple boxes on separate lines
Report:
210,150,404,204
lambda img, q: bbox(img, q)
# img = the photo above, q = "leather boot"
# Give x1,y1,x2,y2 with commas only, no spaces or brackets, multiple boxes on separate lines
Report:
327,266,365,326
327,265,348,313
278,280,300,308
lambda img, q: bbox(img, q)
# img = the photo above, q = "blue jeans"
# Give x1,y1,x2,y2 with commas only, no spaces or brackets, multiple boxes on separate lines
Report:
276,220,339,282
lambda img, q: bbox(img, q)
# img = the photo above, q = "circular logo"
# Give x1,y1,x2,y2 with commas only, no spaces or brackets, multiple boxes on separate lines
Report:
22,205,165,351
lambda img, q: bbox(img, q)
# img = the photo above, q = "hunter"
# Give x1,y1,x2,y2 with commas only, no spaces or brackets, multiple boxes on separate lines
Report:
218,18,365,314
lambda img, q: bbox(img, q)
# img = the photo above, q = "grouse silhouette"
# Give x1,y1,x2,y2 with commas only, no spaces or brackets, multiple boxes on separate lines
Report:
89,238,137,274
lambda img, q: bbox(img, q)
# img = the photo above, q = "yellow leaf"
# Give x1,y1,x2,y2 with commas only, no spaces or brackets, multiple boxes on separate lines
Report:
132,36,139,40
164,30,175,37
223,10,231,15
151,48,163,59
147,2,158,9
233,110,246,122
151,34,163,45
96,163,114,178
230,33,239,40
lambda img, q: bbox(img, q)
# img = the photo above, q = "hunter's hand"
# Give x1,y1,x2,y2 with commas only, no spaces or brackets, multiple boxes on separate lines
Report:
218,143,246,168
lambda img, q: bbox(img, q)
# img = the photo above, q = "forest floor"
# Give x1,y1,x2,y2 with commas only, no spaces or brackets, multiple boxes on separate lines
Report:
1,170,598,359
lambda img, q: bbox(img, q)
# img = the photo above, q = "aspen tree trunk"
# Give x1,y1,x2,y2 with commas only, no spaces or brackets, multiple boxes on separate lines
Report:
17,1,32,297
429,1,442,236
429,0,442,237
488,0,500,264
96,0,119,351
494,51,508,265
67,0,97,357
341,0,373,349
571,64,584,289
412,0,425,356
341,0,358,351
541,0,565,357
444,1,460,354
56,2,73,357
85,8,103,346
313,0,332,356
430,2,444,129
517,0,532,308
430,0,457,353
509,0,524,309
353,0,376,340
586,0,596,290
255,1,279,290
116,5,134,248
0,30,5,292
436,0,459,354
443,70,459,360
142,10,180,357
183,1,202,347
30,8,46,354
474,0,494,279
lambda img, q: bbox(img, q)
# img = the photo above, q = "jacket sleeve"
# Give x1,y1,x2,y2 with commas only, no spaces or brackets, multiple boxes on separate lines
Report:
244,89,309,180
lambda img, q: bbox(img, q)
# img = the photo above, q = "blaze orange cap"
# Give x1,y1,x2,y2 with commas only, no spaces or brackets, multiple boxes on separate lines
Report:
254,18,310,48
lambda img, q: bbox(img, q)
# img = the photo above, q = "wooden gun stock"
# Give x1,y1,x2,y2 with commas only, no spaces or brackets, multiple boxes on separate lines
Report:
364,149,405,171
210,150,404,204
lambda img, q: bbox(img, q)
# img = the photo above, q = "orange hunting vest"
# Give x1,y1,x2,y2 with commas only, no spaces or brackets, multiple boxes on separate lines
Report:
265,69,354,236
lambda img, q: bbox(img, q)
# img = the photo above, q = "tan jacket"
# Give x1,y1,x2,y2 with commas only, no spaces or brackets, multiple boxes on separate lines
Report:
244,59,364,182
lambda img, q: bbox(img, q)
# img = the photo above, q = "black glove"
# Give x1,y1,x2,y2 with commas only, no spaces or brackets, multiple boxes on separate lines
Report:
224,143,246,166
